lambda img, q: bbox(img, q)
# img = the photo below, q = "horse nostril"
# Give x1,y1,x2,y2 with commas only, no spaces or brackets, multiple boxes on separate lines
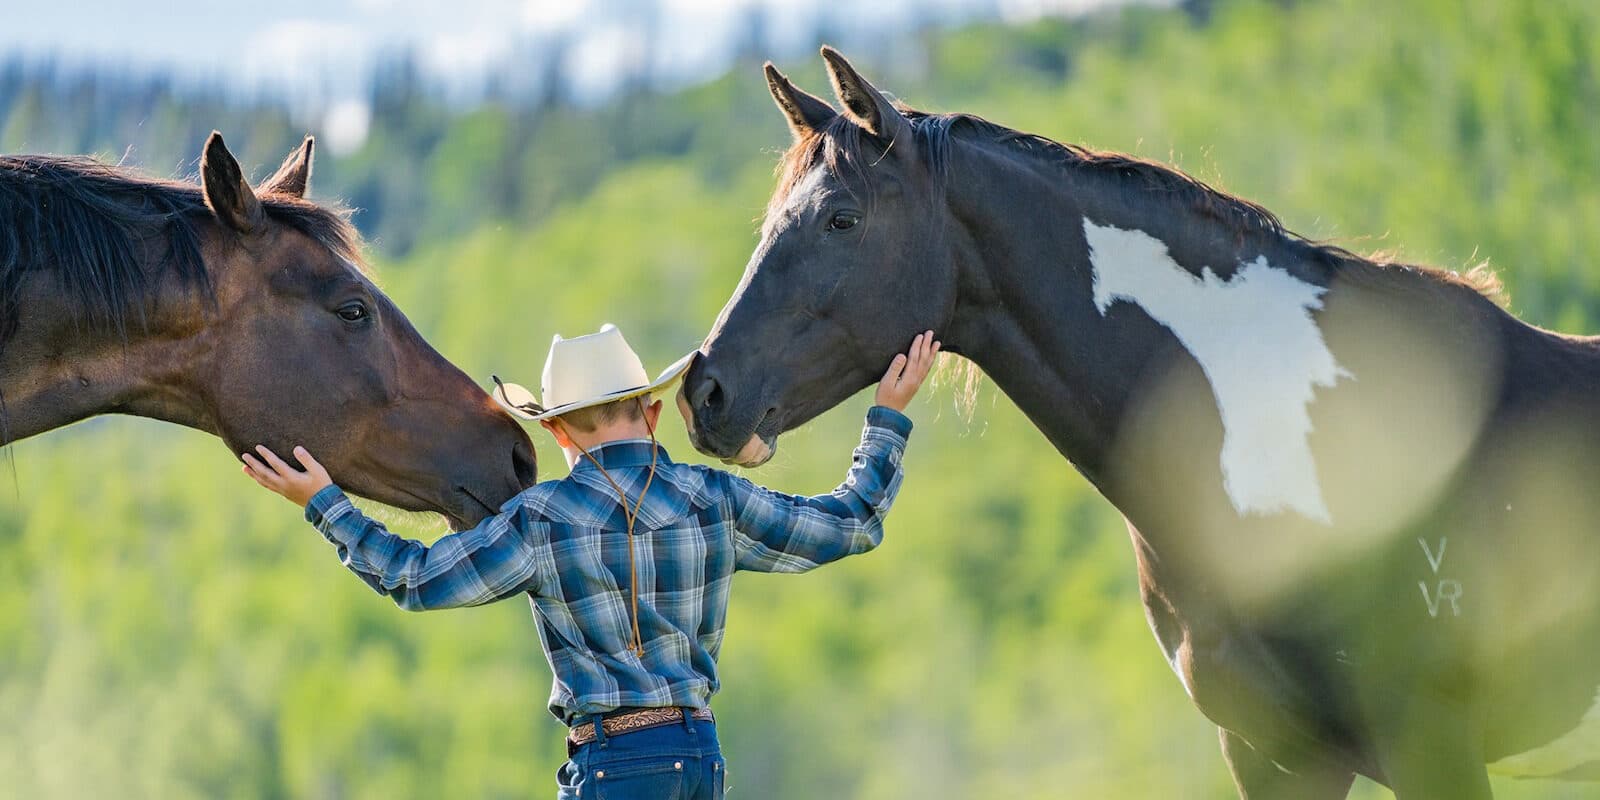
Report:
705,380,724,410
689,370,723,412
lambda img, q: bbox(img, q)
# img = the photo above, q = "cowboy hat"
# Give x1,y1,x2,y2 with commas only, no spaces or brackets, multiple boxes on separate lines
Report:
491,323,695,422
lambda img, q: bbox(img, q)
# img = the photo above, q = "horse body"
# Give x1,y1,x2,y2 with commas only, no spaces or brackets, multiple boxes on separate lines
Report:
685,49,1600,797
950,140,1600,791
0,135,536,529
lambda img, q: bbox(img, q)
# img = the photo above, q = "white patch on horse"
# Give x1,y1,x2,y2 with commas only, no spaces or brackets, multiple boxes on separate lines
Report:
1083,219,1350,524
1490,686,1600,777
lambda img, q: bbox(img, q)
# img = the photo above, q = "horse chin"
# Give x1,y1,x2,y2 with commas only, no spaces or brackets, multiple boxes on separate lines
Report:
444,485,501,531
415,501,473,533
725,434,775,468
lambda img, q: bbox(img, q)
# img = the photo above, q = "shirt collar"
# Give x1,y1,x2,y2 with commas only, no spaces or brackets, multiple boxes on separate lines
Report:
569,439,674,472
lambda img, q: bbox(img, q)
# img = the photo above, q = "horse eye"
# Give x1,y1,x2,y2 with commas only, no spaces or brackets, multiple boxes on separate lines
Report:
828,212,860,231
337,302,369,323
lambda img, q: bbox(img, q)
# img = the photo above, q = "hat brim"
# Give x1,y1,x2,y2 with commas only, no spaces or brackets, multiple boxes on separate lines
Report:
492,351,698,422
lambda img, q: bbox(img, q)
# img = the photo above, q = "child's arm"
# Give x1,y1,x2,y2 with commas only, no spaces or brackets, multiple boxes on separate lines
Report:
242,446,549,611
726,331,938,573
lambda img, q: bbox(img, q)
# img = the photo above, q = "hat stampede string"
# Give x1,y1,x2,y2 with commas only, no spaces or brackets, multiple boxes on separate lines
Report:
491,375,546,416
489,323,695,656
558,396,658,658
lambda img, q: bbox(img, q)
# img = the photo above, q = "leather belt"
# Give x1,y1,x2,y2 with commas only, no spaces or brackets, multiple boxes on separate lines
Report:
568,707,715,747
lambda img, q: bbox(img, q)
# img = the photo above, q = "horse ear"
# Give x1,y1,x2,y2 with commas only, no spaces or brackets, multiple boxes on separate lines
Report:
820,46,911,144
764,62,835,140
259,135,314,198
201,131,264,234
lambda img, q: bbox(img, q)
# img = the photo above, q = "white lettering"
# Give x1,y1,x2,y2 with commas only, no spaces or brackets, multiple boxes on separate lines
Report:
1419,537,1448,574
1418,579,1463,618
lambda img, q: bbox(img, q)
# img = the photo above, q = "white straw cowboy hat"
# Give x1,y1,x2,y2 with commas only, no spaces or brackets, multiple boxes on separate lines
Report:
491,324,696,422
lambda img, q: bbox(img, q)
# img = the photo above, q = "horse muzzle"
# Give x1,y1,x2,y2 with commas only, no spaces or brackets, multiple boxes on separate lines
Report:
677,384,776,467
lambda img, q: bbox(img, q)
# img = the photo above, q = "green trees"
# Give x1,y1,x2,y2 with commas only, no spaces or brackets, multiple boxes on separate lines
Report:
4,2,1600,797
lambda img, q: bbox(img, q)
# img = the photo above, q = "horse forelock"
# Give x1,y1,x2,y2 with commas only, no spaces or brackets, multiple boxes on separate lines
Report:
0,154,367,351
765,123,833,235
764,110,956,237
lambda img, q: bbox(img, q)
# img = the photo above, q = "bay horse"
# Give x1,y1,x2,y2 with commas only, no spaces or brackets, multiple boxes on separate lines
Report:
681,48,1600,798
0,133,536,529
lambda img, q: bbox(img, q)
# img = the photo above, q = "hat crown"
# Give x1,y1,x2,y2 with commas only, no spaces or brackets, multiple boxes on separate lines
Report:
541,323,652,410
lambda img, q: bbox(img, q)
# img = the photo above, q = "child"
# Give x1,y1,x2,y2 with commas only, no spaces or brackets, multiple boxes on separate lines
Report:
242,323,939,800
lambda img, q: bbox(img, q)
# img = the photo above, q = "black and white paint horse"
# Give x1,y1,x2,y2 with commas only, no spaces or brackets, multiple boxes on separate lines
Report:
680,48,1600,799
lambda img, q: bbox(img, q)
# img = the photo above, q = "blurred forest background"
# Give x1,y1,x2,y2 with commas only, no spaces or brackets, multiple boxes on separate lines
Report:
4,0,1600,797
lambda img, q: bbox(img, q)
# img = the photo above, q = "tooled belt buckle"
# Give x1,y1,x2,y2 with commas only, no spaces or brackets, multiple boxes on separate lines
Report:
567,707,713,748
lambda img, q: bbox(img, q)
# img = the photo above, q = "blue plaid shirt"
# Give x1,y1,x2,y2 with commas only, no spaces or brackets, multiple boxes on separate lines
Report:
304,406,912,724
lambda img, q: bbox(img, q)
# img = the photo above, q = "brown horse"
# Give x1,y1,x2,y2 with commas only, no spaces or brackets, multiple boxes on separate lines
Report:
0,133,535,529
682,49,1600,798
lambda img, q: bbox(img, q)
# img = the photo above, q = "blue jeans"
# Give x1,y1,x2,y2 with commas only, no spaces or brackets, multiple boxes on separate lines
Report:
556,713,725,800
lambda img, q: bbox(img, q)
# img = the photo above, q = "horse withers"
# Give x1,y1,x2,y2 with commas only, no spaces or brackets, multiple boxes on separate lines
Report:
682,48,1600,799
0,133,536,529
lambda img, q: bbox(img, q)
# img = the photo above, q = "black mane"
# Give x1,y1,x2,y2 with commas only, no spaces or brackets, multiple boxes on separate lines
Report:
771,109,1501,300
0,155,361,349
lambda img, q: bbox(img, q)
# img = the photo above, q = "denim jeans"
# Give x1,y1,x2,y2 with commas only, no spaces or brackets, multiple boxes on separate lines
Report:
556,713,725,800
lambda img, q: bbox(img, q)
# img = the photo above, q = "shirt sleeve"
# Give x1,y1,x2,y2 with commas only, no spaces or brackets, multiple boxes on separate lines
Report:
303,485,551,611
724,405,912,573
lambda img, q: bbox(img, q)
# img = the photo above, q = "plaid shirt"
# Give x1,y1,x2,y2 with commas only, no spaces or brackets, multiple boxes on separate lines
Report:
304,406,912,724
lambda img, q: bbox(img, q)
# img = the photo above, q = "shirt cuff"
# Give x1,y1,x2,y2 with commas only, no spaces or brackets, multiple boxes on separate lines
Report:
865,406,913,439
304,484,350,525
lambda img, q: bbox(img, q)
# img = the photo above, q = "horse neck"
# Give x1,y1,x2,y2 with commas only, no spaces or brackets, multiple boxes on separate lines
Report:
941,138,1305,495
0,253,218,447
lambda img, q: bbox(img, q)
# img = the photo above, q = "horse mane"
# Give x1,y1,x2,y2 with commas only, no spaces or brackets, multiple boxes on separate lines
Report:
768,109,1505,303
0,154,364,349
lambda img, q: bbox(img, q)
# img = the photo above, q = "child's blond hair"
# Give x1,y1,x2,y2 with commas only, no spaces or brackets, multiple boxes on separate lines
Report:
553,394,651,433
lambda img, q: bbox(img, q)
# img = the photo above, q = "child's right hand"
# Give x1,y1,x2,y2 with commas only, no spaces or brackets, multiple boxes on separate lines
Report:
243,445,334,508
874,331,940,413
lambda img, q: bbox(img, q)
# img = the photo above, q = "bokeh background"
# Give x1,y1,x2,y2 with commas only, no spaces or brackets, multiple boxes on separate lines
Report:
3,0,1599,797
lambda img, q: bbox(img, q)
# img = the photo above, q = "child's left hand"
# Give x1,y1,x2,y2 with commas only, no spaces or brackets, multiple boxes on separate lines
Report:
874,331,941,413
242,445,333,507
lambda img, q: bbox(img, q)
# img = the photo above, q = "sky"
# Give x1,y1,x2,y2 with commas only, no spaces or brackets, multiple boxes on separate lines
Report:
4,0,1146,152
